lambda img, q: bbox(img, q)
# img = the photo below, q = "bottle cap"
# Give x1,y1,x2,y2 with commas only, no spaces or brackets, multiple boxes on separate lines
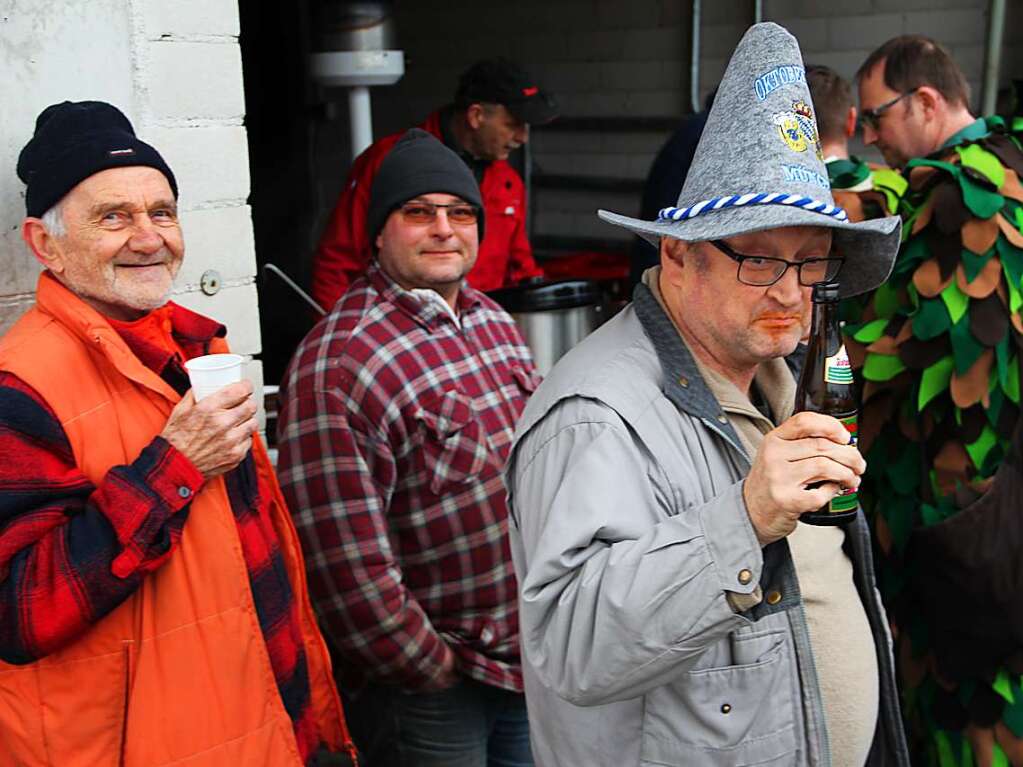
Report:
811,281,840,302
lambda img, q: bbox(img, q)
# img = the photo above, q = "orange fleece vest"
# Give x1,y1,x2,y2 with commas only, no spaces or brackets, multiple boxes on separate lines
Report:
0,274,351,767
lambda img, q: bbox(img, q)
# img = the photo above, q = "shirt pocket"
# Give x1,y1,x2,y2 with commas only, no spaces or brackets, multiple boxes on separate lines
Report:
415,390,491,495
509,364,541,396
640,629,799,766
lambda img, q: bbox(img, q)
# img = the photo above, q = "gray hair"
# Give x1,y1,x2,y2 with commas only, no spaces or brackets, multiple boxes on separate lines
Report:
40,201,66,237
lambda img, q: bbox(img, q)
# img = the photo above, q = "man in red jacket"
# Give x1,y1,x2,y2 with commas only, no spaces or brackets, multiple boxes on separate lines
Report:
311,58,558,310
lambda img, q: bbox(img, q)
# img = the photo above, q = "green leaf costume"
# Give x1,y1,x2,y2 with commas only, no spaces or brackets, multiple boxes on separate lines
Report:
843,117,1023,765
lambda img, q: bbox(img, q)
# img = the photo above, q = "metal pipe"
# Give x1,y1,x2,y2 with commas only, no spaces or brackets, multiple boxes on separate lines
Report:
690,0,702,114
754,0,763,23
981,0,1006,116
262,263,327,316
348,85,373,160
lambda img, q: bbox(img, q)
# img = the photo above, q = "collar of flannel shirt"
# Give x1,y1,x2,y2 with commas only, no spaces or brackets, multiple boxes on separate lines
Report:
366,262,485,330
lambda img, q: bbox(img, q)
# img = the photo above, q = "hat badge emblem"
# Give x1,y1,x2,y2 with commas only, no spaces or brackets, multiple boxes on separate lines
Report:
774,100,822,160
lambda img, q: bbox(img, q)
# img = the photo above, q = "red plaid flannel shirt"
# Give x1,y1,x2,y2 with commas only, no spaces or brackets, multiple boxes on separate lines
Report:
0,302,321,763
277,264,538,693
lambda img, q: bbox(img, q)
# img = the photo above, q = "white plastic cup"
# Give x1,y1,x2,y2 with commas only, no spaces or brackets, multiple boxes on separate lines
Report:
184,353,245,401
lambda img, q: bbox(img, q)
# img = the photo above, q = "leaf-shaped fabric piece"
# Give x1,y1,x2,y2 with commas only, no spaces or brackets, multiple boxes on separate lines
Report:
919,355,954,410
962,216,1000,255
986,132,1023,178
950,318,985,375
900,334,950,370
873,281,902,320
913,297,952,340
961,247,994,282
915,258,953,297
951,349,994,408
969,292,1009,346
873,167,908,214
911,200,933,235
958,143,1007,188
959,169,1006,219
928,226,963,279
852,318,889,343
956,258,1001,299
1002,168,1023,204
864,352,907,382
932,180,972,235
941,281,969,324
998,236,1023,287
965,425,998,476
894,236,932,280
999,213,1023,249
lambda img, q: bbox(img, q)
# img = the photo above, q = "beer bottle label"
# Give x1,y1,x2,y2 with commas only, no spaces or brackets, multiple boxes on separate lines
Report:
830,414,859,513
824,344,853,385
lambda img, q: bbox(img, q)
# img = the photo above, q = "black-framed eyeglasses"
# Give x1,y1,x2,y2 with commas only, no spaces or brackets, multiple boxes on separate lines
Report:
710,239,844,287
858,89,917,131
400,201,480,226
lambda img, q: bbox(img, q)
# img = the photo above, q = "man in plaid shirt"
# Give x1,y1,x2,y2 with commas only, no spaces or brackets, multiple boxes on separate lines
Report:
277,128,539,766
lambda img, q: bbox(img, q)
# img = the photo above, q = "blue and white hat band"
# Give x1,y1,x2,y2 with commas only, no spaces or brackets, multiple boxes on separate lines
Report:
657,193,848,224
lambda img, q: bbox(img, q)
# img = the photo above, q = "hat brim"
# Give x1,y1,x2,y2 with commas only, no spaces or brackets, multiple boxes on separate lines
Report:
598,205,901,299
506,93,558,125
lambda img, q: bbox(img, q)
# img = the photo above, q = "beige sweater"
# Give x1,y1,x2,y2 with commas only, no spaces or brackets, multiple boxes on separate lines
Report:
645,268,879,767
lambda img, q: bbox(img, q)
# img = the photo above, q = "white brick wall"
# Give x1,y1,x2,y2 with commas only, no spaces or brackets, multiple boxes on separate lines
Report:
0,0,261,386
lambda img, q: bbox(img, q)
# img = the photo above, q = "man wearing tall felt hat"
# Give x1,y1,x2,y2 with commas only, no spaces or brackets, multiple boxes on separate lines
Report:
504,23,910,767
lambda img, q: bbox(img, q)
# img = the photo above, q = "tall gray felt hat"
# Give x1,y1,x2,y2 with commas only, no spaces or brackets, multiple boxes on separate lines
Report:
599,22,901,299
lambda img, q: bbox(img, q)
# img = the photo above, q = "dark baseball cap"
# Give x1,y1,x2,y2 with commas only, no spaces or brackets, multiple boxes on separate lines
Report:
454,59,559,125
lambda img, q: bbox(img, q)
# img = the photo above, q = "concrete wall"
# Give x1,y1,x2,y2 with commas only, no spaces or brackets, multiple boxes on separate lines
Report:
305,0,1023,254
0,0,262,392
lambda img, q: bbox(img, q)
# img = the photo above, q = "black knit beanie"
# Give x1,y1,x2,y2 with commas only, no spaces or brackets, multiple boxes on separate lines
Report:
367,128,484,244
17,101,178,217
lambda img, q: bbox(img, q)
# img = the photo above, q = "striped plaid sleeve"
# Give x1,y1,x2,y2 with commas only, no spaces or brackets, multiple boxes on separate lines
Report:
0,372,204,665
277,387,450,689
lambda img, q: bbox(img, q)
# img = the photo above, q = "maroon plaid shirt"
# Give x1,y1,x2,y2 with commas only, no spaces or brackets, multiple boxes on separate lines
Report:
277,264,538,693
0,302,321,763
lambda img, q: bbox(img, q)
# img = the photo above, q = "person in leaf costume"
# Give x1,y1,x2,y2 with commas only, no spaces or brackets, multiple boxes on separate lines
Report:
845,35,1023,766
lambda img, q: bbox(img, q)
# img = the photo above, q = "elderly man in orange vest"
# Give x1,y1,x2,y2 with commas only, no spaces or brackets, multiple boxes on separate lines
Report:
0,101,352,766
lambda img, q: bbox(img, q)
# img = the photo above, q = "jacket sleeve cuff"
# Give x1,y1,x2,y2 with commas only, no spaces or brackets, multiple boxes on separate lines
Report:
698,481,764,599
107,437,205,578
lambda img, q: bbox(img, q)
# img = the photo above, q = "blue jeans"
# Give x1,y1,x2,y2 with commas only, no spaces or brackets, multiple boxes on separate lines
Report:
340,678,533,767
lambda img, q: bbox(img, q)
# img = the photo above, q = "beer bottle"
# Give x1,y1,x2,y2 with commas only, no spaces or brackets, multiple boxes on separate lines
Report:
794,281,859,526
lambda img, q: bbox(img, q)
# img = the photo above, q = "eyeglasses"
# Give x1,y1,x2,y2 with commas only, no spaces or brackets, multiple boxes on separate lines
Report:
399,201,479,226
710,239,844,287
858,89,917,131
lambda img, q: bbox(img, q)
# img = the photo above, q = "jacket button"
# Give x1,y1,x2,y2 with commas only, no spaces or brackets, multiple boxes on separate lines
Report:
766,590,782,605
737,569,753,585
678,376,689,387
721,703,732,714
716,413,728,423
178,486,192,499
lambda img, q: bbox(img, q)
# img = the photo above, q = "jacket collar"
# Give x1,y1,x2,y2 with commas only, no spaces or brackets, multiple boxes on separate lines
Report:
632,282,745,456
34,271,225,401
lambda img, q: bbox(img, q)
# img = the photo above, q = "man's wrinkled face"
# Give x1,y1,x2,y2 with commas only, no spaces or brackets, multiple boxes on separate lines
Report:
666,226,832,371
375,192,479,302
473,104,529,161
45,166,183,320
858,61,928,169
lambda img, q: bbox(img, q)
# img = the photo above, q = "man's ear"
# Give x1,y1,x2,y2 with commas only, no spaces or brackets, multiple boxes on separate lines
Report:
659,237,690,286
21,218,65,274
465,103,486,130
914,86,941,120
845,105,857,139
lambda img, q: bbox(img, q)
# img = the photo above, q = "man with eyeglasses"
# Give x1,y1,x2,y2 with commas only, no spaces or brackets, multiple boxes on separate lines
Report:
504,24,910,767
276,128,539,767
310,58,558,312
843,36,1023,765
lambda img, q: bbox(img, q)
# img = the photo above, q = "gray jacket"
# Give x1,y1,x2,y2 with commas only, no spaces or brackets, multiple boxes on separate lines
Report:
505,286,908,767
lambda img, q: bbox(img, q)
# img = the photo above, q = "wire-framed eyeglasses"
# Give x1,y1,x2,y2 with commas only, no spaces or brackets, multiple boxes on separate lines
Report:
399,201,480,226
858,89,917,131
710,239,844,287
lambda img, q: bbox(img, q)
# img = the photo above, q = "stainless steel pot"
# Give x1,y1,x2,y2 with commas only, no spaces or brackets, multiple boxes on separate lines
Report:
489,280,602,376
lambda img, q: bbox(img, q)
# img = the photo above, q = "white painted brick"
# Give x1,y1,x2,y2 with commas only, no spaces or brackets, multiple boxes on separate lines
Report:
146,41,245,121
825,14,905,52
872,0,983,10
174,280,261,355
532,131,603,154
176,204,256,286
661,61,686,90
0,295,35,337
533,210,575,236
566,29,627,60
903,9,986,46
699,23,749,58
602,132,668,154
140,0,239,38
779,17,828,52
147,125,250,206
949,44,987,84
765,0,873,18
807,50,878,81
0,242,41,296
543,62,601,94
596,0,662,27
628,90,684,116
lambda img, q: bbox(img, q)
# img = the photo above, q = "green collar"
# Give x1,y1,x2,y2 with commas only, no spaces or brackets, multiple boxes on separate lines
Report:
940,118,989,149
826,156,871,190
